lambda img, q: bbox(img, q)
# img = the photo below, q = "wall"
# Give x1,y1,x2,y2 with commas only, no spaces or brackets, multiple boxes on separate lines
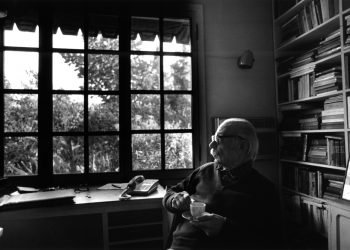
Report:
195,0,278,183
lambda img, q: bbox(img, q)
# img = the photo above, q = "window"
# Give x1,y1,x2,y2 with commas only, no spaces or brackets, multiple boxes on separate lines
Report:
0,4,200,186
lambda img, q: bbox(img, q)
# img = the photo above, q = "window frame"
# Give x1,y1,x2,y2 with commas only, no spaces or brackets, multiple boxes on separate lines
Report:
0,3,202,187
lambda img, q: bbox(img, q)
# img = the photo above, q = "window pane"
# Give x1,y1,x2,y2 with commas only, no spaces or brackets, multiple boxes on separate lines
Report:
88,54,119,90
131,55,160,90
4,136,38,176
5,94,38,132
163,19,191,53
53,95,84,132
4,51,38,89
131,17,159,51
164,56,192,90
131,94,160,130
53,52,84,90
89,95,119,131
88,14,119,50
165,133,192,169
53,136,84,174
4,23,39,48
132,134,161,170
53,27,84,49
164,95,192,129
89,136,119,173
89,34,119,50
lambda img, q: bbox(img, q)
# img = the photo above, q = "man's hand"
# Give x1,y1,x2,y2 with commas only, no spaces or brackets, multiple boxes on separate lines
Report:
190,212,226,237
171,191,191,211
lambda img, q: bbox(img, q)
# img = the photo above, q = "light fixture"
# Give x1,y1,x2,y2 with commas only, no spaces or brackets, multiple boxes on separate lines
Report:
0,10,7,18
237,50,255,69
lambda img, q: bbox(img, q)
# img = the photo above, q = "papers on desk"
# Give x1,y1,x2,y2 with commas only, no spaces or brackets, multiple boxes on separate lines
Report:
0,189,76,210
97,183,128,190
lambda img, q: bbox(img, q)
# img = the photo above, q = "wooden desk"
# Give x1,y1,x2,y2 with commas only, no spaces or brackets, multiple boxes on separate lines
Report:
0,186,167,250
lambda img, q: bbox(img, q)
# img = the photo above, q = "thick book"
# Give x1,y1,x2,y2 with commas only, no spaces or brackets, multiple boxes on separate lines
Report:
323,173,345,181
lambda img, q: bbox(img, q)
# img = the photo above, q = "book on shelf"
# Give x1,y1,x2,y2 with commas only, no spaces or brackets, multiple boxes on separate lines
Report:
321,108,344,116
290,63,315,78
302,134,308,161
319,0,330,22
314,72,341,83
303,5,313,31
307,137,328,164
323,172,345,182
314,0,323,25
347,96,350,126
325,135,345,167
279,103,314,111
298,109,321,130
317,171,323,198
309,1,319,28
323,95,343,109
345,14,350,23
315,46,341,60
322,29,340,43
314,78,341,89
328,0,339,18
315,66,341,77
328,179,344,188
315,85,340,96
322,114,344,120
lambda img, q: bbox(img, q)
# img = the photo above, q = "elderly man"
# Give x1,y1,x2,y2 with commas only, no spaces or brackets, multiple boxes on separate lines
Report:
163,118,281,250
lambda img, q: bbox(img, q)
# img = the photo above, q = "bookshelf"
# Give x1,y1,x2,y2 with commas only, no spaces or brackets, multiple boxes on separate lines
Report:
273,0,350,249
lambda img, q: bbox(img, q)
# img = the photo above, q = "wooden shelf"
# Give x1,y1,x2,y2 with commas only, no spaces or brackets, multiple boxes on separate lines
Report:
277,52,341,79
280,129,345,135
278,91,343,106
274,1,350,248
275,0,313,25
281,159,346,171
275,15,340,58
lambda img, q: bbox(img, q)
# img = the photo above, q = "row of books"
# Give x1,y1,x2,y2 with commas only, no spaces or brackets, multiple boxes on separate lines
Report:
314,66,342,96
280,0,339,45
285,67,342,102
281,133,345,167
280,95,344,130
277,28,340,76
298,108,321,130
283,166,344,199
322,94,344,129
314,29,341,60
345,15,350,46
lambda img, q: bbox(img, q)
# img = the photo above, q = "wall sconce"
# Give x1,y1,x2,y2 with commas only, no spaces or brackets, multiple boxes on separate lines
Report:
0,10,7,18
237,50,255,69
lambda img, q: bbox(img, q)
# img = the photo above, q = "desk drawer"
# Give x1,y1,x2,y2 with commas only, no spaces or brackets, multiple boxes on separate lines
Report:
109,239,163,250
109,223,162,242
108,208,162,226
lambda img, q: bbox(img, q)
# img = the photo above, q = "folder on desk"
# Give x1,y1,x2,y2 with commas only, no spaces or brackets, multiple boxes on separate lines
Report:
0,189,76,209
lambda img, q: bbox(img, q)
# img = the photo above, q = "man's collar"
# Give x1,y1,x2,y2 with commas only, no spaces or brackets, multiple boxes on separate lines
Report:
215,160,253,179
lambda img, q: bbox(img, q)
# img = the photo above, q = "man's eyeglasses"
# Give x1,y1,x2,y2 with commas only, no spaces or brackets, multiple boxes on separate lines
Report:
211,134,245,145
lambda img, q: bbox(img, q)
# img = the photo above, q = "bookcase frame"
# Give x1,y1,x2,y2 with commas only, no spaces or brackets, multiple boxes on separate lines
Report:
273,0,350,249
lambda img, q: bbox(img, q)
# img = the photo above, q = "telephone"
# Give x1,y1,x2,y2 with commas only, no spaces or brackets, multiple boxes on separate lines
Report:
119,175,159,200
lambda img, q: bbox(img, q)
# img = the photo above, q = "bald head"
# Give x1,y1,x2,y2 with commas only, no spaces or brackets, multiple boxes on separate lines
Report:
216,118,259,161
